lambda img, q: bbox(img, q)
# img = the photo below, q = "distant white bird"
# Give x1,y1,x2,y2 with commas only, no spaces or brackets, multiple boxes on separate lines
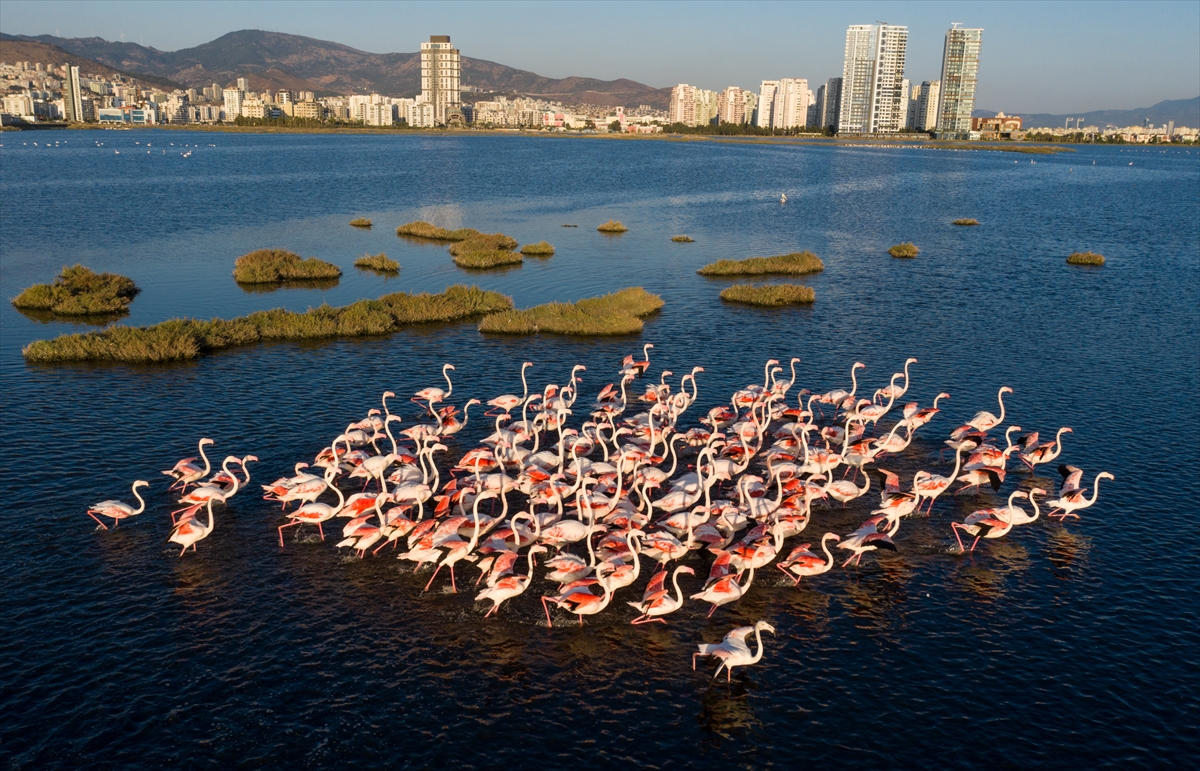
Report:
693,620,775,681
780,192,788,204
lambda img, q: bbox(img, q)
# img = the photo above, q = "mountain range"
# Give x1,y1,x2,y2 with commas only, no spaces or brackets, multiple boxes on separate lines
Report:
0,30,671,108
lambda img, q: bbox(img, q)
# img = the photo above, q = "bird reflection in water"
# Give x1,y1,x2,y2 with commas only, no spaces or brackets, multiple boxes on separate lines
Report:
1047,528,1092,579
697,679,764,745
840,555,911,633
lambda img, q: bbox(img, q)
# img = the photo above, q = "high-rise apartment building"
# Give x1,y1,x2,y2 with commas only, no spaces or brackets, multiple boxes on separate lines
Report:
820,77,842,130
838,23,908,134
935,25,983,138
222,88,243,121
772,78,810,130
913,80,940,131
420,35,461,125
668,84,718,127
717,86,748,125
236,77,249,92
63,65,83,122
756,80,778,129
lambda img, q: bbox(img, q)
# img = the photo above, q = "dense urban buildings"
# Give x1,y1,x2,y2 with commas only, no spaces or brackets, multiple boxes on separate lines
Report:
935,24,983,139
1,26,1194,142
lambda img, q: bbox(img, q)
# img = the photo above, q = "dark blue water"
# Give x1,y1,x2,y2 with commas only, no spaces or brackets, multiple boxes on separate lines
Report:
2,132,1197,768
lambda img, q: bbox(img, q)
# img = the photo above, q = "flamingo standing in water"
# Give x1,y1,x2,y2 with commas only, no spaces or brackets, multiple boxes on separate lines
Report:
693,620,775,682
476,545,548,617
777,532,840,585
168,497,217,556
413,363,455,413
838,515,900,567
690,565,755,617
487,362,533,415
951,490,1030,552
162,438,214,490
966,386,1013,432
1046,471,1113,519
913,445,966,515
628,565,694,624
87,480,150,530
1019,427,1072,472
277,466,346,546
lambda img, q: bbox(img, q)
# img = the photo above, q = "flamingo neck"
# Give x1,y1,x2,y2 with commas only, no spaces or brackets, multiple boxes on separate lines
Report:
821,534,836,567
131,483,147,515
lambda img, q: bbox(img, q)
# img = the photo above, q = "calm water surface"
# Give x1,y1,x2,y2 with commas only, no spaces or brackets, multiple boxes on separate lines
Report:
1,132,1198,768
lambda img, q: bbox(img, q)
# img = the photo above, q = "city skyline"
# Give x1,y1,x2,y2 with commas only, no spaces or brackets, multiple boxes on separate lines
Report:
0,0,1197,114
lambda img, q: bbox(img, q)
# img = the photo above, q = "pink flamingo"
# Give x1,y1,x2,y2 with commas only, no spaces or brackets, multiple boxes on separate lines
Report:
87,480,149,530
693,621,775,682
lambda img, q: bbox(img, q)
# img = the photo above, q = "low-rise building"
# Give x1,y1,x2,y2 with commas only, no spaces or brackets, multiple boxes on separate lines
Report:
971,112,1023,139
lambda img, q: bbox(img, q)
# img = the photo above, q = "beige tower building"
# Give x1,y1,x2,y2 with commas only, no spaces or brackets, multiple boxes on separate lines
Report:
421,35,461,125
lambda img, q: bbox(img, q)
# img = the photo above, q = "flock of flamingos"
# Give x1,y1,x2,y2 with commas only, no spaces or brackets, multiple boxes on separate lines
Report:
86,347,1112,681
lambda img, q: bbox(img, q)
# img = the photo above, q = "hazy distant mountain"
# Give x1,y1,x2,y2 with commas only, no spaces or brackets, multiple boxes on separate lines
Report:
0,36,182,90
1,30,671,108
974,97,1199,128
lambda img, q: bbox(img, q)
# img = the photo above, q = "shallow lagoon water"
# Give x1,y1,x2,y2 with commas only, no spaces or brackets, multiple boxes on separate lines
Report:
1,132,1198,768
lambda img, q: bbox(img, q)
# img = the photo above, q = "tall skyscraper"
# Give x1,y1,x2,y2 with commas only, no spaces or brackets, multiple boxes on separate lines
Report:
914,80,941,131
717,86,748,125
838,23,908,134
820,77,842,130
421,35,461,125
63,65,83,122
222,87,243,121
935,25,983,138
772,78,810,129
756,80,778,128
236,77,249,92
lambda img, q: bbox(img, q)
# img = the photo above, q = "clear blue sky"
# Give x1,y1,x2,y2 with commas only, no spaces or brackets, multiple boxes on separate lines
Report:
3,0,1197,113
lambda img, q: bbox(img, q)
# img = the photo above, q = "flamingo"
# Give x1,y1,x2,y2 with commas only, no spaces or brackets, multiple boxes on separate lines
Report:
476,545,548,617
1019,427,1072,472
162,438,215,490
967,386,1013,432
913,445,966,514
87,480,150,530
951,492,1027,552
878,357,918,401
1046,471,1113,520
487,362,533,415
901,392,950,432
628,565,694,624
690,565,755,618
423,490,494,593
693,621,775,682
168,497,217,556
541,569,618,627
277,467,346,546
838,515,900,567
777,532,840,586
413,363,455,413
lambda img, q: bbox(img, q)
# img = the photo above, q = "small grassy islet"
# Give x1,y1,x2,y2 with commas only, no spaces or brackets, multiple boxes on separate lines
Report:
671,235,695,243
396,221,481,241
233,249,342,284
479,287,663,336
1066,251,1105,266
350,218,373,228
520,241,556,256
889,242,919,258
720,283,815,306
22,285,512,364
450,233,523,269
597,220,629,233
12,264,140,316
698,251,824,276
354,253,400,273
953,218,980,226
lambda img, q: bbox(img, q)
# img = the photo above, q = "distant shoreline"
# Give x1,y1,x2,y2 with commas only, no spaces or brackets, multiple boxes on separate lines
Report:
4,122,1076,153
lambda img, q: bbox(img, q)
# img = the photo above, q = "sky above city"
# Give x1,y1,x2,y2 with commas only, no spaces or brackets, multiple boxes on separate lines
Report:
3,0,1198,113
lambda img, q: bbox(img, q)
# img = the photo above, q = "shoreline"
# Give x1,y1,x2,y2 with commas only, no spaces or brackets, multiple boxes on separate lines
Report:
6,122,1076,153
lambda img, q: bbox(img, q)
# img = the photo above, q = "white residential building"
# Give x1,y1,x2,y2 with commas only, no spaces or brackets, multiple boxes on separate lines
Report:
839,23,908,133
756,80,778,128
63,65,83,122
222,88,243,120
420,35,461,125
772,78,810,129
935,25,983,138
668,84,719,127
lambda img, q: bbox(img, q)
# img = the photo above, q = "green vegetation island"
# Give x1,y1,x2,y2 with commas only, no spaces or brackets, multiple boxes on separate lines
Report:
354,253,400,273
233,249,342,283
597,220,629,233
1066,251,1106,266
889,242,919,258
479,287,662,336
12,265,140,317
698,251,824,276
349,217,373,228
720,284,815,306
520,241,556,256
22,285,511,364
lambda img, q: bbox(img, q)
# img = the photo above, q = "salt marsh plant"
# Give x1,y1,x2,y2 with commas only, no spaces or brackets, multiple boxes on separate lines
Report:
671,235,695,243
22,285,512,364
449,233,522,269
889,242,919,258
350,218,373,228
720,283,815,306
12,265,140,316
698,251,824,276
953,218,980,226
396,221,480,241
232,249,342,283
354,253,400,273
479,287,663,336
597,220,629,233
520,241,556,256
1066,252,1105,266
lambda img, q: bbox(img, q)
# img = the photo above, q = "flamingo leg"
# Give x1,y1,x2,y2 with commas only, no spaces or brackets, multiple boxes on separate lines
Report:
423,564,443,592
317,522,325,541
541,596,554,627
87,512,109,530
449,566,458,593
278,520,301,547
952,523,965,552
707,604,718,618
971,536,981,552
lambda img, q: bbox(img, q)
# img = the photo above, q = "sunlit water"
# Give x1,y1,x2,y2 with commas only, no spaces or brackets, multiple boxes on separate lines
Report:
1,132,1197,768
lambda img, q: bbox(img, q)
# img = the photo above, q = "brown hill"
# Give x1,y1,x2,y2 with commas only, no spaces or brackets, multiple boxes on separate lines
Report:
0,37,182,90
3,30,670,107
